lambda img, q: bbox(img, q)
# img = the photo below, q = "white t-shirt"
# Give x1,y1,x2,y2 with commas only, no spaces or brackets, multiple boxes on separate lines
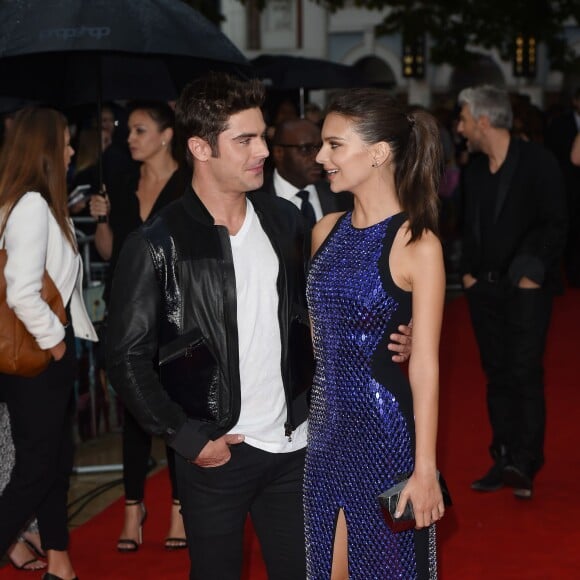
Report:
227,199,307,453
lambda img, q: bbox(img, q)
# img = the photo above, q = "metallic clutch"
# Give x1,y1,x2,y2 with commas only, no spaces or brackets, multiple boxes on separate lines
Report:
378,471,452,532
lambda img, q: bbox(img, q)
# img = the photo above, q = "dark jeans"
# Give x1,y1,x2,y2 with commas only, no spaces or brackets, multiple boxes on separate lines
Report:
122,408,178,501
0,324,76,554
175,443,306,580
466,280,553,474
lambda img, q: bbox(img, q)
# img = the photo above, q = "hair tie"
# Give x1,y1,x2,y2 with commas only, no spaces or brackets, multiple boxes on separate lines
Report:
407,114,416,128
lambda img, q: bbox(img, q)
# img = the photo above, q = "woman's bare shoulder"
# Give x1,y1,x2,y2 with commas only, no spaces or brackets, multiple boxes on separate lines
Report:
311,211,346,257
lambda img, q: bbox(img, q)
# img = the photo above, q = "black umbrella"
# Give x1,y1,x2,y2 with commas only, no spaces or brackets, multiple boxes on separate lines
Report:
0,0,249,104
0,0,249,190
251,54,365,117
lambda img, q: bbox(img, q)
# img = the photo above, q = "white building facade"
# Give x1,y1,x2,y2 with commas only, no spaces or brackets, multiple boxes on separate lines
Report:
221,0,580,109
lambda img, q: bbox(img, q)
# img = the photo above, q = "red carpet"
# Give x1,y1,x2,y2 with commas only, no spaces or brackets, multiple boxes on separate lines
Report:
436,288,580,579
1,290,579,579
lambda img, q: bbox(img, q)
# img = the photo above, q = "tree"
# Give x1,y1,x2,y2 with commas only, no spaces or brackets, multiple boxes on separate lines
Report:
327,0,580,71
231,0,579,71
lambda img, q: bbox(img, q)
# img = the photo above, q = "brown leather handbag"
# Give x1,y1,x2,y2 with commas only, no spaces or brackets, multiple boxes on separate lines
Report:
0,241,67,377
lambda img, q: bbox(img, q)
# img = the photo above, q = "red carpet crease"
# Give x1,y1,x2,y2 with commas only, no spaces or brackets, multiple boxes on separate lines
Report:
1,291,579,579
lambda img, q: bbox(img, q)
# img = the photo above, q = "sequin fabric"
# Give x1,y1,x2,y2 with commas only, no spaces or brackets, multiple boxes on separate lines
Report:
304,212,436,579
0,404,14,495
0,403,39,532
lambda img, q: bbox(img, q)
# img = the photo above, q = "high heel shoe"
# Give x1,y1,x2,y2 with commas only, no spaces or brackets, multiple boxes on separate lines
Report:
41,574,78,580
117,500,147,553
164,499,187,551
20,531,46,558
8,540,46,571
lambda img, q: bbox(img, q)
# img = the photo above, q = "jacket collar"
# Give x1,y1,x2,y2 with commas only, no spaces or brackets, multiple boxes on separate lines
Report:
181,184,216,226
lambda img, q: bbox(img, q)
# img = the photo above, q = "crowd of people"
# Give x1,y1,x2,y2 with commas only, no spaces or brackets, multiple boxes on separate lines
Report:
0,74,575,579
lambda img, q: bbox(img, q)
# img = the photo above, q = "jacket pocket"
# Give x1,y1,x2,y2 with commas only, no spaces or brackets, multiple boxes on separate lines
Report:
159,330,221,423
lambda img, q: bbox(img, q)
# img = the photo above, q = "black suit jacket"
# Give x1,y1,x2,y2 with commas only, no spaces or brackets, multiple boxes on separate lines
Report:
460,138,567,293
255,173,353,217
545,111,580,215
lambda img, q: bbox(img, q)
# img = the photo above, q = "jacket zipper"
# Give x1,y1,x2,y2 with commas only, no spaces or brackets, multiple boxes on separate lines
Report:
159,337,204,366
216,225,242,430
253,206,295,441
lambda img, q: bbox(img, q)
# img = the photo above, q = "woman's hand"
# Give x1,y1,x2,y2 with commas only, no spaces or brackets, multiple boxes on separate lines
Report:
49,340,66,361
396,471,445,529
90,193,114,259
89,193,110,221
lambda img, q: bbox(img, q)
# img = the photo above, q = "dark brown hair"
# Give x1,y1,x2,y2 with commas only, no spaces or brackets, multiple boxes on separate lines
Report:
327,89,442,242
0,107,76,250
175,72,265,165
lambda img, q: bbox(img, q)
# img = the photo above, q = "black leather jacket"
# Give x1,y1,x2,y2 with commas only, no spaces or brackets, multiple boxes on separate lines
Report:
107,187,313,460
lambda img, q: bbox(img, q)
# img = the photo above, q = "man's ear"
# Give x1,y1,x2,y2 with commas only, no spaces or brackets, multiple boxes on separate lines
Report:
187,137,212,162
478,115,491,131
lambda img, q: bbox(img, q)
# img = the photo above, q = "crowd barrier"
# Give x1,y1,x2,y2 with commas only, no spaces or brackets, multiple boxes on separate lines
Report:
73,218,123,474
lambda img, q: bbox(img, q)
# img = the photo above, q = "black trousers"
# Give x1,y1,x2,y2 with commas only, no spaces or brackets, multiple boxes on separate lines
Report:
0,324,76,555
122,408,178,501
175,443,306,580
466,281,553,474
99,316,178,502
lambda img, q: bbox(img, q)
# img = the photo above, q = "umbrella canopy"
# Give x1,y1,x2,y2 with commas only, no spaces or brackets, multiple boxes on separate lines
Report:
0,0,249,104
0,0,250,190
251,54,364,92
251,54,365,117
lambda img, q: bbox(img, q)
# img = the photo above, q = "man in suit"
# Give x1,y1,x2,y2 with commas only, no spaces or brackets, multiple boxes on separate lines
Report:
545,87,580,287
259,118,352,224
457,85,567,499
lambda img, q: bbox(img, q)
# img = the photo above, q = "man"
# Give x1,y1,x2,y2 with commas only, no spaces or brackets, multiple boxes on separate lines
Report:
457,85,567,499
545,87,580,287
107,73,411,579
259,118,352,225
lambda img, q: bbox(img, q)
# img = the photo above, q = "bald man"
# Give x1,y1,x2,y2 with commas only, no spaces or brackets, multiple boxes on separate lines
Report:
257,118,352,223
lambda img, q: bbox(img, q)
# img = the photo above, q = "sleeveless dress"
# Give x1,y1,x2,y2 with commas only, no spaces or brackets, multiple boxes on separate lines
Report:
304,212,437,579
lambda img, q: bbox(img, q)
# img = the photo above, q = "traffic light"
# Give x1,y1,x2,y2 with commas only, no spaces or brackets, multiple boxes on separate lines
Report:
513,35,536,78
402,34,425,79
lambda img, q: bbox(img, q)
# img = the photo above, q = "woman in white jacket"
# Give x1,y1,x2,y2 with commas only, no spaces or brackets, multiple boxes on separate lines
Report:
0,107,97,580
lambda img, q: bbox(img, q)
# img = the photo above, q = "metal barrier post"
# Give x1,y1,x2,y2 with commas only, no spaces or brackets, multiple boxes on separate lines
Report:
73,217,123,475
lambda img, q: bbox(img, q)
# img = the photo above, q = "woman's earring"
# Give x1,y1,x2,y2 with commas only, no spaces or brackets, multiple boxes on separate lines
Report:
162,140,166,146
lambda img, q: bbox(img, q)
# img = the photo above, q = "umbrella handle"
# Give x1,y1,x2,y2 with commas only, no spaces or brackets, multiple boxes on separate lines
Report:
96,184,108,224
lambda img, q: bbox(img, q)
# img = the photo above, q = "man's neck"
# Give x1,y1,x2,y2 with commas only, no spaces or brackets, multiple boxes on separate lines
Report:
192,176,247,235
485,130,511,174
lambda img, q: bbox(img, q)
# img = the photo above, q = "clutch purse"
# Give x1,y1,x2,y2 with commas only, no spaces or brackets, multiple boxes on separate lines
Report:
378,471,452,532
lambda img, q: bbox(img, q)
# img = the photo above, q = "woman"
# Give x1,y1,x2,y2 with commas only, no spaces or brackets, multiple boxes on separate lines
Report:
0,107,98,580
303,89,446,579
90,101,190,552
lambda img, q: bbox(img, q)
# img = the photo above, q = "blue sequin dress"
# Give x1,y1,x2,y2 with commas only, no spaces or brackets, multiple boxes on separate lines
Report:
304,212,437,579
